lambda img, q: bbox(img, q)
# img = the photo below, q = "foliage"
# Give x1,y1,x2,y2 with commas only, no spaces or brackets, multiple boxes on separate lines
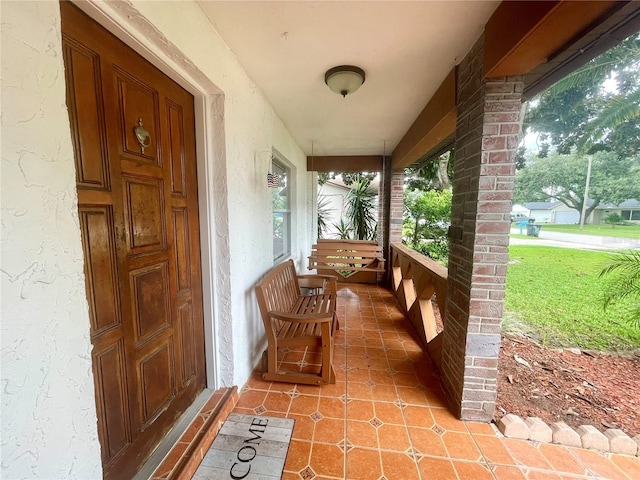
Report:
599,250,640,328
604,213,623,228
332,219,352,240
316,194,333,238
524,33,640,158
404,150,454,191
402,189,452,263
506,246,640,350
318,172,377,186
345,175,377,240
514,151,640,222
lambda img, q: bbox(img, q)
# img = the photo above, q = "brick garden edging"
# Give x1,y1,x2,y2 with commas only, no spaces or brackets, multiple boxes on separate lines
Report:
496,414,640,456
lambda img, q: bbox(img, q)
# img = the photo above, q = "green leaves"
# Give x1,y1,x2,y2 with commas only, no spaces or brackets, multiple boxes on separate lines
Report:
345,176,377,241
525,33,640,158
402,189,452,263
599,250,640,328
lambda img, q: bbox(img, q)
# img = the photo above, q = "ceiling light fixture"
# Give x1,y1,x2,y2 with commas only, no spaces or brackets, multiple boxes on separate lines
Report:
324,65,365,97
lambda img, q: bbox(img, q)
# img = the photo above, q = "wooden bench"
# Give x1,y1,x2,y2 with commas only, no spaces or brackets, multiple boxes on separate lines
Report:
308,239,386,284
255,259,338,385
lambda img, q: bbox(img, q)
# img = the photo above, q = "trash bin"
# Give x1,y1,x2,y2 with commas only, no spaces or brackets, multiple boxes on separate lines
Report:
526,224,541,237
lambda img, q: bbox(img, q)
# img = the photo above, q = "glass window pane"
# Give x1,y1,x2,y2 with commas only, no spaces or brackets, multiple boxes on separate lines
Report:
272,157,291,261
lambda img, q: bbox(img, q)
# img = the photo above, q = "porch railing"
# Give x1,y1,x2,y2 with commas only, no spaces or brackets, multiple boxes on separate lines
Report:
390,243,447,370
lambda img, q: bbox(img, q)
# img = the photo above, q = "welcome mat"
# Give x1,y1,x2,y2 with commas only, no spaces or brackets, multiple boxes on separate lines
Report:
192,413,294,480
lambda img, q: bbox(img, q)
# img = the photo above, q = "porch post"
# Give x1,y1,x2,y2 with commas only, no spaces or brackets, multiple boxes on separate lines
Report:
441,35,524,421
379,158,403,286
389,170,404,245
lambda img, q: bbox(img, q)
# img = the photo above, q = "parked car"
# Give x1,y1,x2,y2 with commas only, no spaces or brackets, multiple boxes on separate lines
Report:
511,213,534,223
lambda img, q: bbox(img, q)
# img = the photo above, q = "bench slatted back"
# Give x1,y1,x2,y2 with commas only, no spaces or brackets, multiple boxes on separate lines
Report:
255,259,300,338
308,239,385,282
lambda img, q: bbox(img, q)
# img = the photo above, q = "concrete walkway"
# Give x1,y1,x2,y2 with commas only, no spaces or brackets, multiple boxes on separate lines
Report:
510,228,640,251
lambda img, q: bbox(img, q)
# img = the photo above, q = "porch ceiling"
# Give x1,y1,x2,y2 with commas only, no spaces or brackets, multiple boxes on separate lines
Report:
197,1,499,157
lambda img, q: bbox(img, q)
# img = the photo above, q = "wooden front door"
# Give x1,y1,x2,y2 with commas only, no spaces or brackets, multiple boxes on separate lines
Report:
61,3,206,478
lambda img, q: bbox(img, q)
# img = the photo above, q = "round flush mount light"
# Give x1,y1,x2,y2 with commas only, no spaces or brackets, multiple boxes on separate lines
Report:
324,65,366,97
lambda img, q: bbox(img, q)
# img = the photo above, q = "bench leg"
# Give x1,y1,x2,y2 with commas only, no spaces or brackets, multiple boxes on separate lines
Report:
320,322,334,384
263,342,278,380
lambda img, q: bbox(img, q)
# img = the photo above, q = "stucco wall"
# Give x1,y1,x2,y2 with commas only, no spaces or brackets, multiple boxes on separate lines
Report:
318,182,348,238
2,1,313,476
0,1,103,478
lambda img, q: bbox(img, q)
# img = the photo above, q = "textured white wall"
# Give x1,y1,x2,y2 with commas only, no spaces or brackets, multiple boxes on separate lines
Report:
0,1,102,478
318,182,349,238
1,0,314,476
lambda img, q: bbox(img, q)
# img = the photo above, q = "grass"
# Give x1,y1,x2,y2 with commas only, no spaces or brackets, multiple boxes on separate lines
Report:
505,246,640,351
537,223,640,239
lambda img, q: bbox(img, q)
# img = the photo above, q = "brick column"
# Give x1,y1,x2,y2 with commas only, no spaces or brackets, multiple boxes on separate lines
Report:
378,156,391,256
441,35,523,421
389,170,404,245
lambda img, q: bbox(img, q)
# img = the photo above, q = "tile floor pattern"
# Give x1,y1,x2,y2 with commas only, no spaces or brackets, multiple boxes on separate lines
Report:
232,284,640,480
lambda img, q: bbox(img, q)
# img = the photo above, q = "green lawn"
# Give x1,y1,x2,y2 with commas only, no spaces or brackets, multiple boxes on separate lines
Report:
505,246,640,351
536,223,640,239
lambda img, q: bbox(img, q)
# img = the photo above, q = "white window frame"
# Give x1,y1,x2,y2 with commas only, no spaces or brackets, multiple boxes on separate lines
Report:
271,153,292,262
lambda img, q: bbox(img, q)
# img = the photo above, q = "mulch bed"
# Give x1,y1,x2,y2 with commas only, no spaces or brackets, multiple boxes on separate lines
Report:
496,335,640,439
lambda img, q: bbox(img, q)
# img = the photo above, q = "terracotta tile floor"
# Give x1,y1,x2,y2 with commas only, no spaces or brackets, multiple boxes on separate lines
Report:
232,284,640,480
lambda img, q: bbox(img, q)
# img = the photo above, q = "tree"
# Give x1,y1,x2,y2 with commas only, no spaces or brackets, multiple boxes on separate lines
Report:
345,175,377,240
524,34,640,158
405,150,454,191
403,189,452,263
318,172,377,186
515,151,640,223
599,250,640,328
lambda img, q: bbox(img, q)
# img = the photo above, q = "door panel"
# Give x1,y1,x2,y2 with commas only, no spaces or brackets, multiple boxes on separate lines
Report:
123,175,167,254
93,340,131,460
61,2,206,478
63,38,110,189
115,69,161,163
78,206,121,334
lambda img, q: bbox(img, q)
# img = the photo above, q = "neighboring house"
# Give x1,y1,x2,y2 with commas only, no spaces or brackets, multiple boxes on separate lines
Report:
318,180,350,238
515,200,640,224
592,199,640,224
525,202,558,223
512,201,578,224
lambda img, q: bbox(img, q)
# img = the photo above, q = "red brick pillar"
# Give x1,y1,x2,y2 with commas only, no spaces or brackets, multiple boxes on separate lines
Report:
389,171,404,245
441,36,523,421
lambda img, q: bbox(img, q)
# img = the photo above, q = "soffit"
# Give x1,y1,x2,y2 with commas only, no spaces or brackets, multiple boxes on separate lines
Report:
197,1,499,156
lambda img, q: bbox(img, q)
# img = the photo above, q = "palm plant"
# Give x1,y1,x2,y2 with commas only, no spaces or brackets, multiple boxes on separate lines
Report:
332,219,352,240
345,175,377,240
599,250,640,327
317,194,333,238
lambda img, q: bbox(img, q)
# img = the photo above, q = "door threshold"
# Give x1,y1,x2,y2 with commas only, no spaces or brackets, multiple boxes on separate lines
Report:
134,386,238,480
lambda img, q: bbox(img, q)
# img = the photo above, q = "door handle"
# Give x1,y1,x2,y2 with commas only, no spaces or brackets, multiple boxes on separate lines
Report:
134,117,151,154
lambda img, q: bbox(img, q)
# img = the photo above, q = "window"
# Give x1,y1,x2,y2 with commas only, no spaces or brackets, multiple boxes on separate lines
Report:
272,157,290,261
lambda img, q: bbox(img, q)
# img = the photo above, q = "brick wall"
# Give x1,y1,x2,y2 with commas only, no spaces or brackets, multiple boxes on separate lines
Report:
441,34,524,421
389,170,404,245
